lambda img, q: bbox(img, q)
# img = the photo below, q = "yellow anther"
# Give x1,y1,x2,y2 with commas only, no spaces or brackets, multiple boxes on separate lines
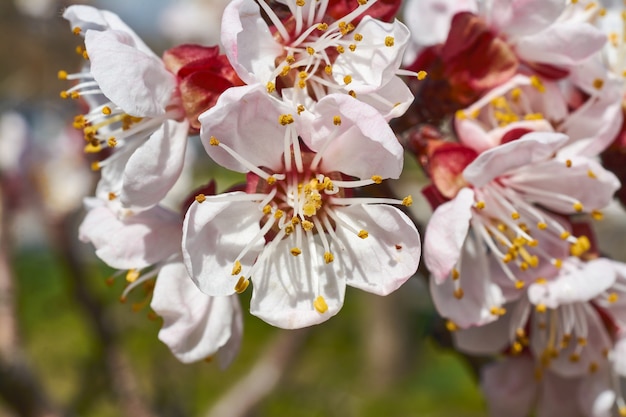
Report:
519,262,529,271
453,288,464,299
72,26,81,35
297,104,305,115
348,90,356,98
107,137,117,147
535,304,548,313
324,65,332,75
593,78,604,89
108,192,117,201
573,202,584,212
553,258,563,268
298,71,308,79
291,247,302,256
511,342,523,355
470,109,480,118
528,239,538,247
497,223,507,232
456,110,467,119
232,261,242,276
333,115,342,125
100,106,111,115
336,45,345,53
302,220,314,231
445,320,458,332
511,211,520,220
126,269,140,283
565,159,572,168
514,280,525,289
357,0,367,4
353,33,363,42
195,194,206,203
490,307,506,316
234,276,249,293
530,75,546,93
537,222,548,230
209,136,220,146
266,82,276,93
591,210,603,220
317,22,328,31
279,114,294,125
417,70,427,80
560,231,571,240
608,292,619,303
451,268,460,280
619,407,626,417
570,235,591,257
402,195,413,206
298,79,306,89
284,224,294,235
314,295,328,313
82,51,89,60
348,44,356,52
57,70,68,80
291,216,300,225
475,201,485,210
75,45,83,55
267,176,276,185
91,161,101,171
84,142,102,153
306,46,315,55
274,209,284,219
578,337,587,346
324,252,334,264
588,169,597,179
510,88,522,101
262,205,272,215
286,55,295,64
569,353,580,362
280,65,291,76
524,113,543,120
535,277,547,284
343,75,352,85
367,175,381,184
71,91,80,99
358,230,369,239
589,362,598,373
384,36,395,47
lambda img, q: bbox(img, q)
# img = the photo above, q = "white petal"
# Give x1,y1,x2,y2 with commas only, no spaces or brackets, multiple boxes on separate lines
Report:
424,188,474,284
250,235,346,329
306,94,404,179
333,204,421,295
481,356,537,417
151,262,243,365
183,194,264,296
79,204,181,269
332,17,410,94
85,30,177,117
453,312,511,355
198,85,288,173
489,0,565,38
463,131,569,187
357,76,414,121
120,120,189,210
220,0,283,84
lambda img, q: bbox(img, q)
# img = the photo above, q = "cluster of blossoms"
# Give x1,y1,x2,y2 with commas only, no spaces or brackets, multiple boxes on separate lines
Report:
59,0,626,414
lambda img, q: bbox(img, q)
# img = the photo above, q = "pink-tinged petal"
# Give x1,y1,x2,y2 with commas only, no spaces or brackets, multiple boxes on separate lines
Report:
250,236,345,329
578,369,615,417
508,157,620,213
357,76,414,121
463,132,569,187
424,188,474,284
453,312,511,354
63,5,154,56
515,22,607,67
429,233,506,328
481,356,536,417
306,94,403,179
79,203,181,269
198,85,288,173
332,204,420,295
182,194,264,296
332,17,409,94
85,30,177,117
151,262,243,365
527,258,616,309
535,370,583,417
613,337,626,377
560,80,623,157
429,143,477,198
404,0,477,50
120,120,189,210
220,0,282,85
488,0,565,38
